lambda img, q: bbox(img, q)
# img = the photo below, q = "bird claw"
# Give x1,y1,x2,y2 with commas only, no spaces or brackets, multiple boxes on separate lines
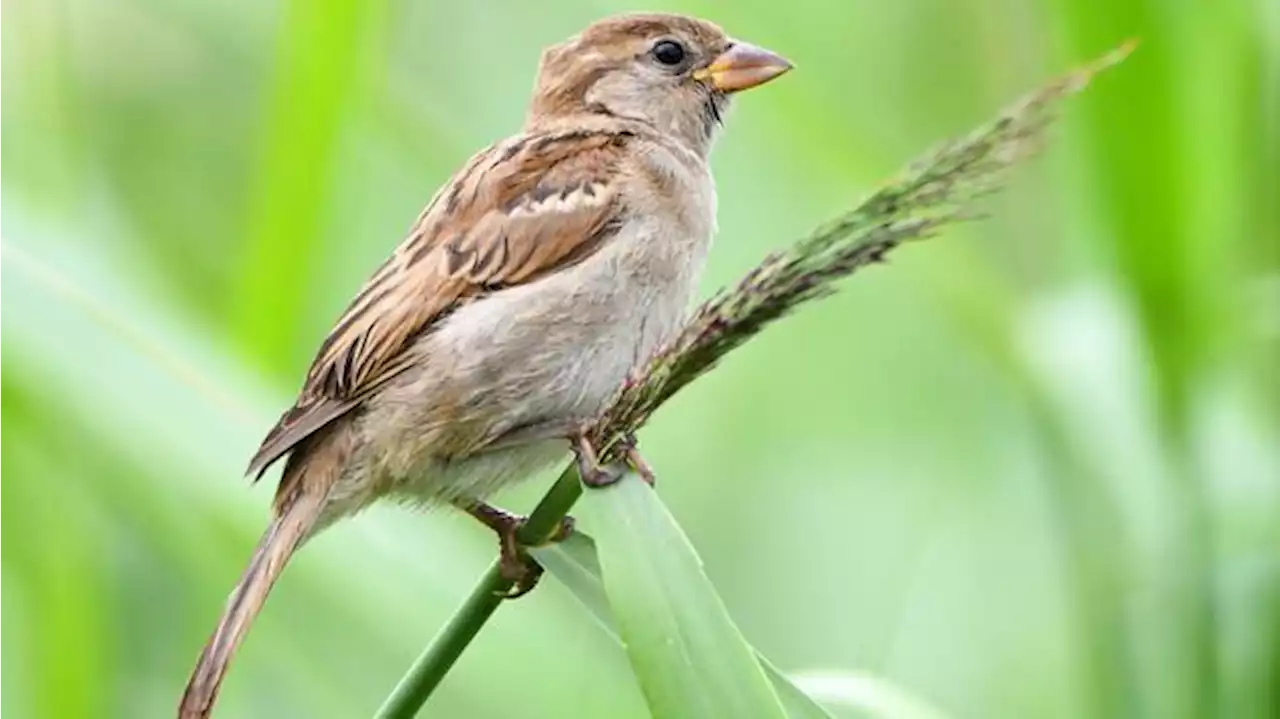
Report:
581,461,628,487
461,501,573,599
573,431,656,487
616,433,656,486
496,537,543,599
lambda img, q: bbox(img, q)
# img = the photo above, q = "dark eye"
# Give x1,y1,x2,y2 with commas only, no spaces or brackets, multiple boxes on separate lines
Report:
652,40,686,67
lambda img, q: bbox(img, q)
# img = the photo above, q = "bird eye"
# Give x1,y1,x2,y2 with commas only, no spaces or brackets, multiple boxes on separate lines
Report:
652,40,686,67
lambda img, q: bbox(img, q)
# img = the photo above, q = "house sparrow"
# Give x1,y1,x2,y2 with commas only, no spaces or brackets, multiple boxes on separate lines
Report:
179,12,790,718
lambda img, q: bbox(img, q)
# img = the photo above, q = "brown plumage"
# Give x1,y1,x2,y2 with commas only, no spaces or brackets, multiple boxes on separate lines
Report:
246,128,631,480
179,12,790,718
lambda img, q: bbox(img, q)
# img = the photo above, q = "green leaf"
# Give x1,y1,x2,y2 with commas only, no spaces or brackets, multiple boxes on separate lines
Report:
758,660,840,719
538,528,954,719
531,535,616,640
789,671,956,719
535,532,834,716
576,472,787,719
535,535,834,719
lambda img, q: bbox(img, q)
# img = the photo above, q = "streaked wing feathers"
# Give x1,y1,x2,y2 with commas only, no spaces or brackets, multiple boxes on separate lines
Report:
247,128,632,479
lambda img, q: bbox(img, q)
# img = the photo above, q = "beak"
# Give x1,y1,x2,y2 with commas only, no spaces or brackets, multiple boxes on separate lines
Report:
693,41,793,93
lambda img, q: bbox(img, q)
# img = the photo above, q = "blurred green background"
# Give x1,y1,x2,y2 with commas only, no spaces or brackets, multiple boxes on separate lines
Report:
3,0,1277,717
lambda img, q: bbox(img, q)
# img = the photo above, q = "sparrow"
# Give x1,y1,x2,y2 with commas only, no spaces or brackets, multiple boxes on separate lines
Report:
179,12,791,718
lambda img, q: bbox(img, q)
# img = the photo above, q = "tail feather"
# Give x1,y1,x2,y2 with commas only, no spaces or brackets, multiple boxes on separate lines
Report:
178,492,323,718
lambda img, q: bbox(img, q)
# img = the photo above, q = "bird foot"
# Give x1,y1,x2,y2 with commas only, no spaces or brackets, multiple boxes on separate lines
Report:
460,501,574,599
496,526,543,599
573,431,655,487
616,432,656,486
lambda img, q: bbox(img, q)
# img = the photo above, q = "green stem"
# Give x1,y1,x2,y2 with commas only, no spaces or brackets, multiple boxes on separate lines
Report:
372,466,583,719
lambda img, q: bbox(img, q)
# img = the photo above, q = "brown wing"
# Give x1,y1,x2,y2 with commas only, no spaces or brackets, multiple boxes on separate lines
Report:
246,127,634,479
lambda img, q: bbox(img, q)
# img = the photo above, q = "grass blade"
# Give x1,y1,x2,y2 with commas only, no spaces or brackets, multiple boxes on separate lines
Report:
579,471,787,719
534,536,835,719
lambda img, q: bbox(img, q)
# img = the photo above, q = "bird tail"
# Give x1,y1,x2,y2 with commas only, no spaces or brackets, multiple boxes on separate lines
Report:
178,491,324,718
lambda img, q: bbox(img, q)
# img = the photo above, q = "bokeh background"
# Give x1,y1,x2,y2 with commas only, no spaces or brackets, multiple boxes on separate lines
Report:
3,0,1277,717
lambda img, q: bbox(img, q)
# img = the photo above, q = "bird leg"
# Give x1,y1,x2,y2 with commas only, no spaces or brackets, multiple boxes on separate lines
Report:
458,500,574,599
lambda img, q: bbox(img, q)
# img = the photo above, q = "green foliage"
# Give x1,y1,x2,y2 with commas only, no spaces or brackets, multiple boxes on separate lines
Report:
584,473,788,718
537,531,843,719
